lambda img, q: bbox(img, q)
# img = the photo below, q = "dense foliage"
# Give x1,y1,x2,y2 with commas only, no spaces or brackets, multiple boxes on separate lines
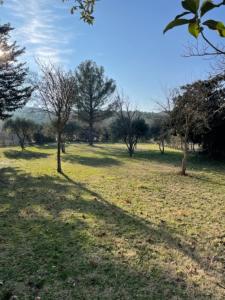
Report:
76,60,116,146
3,118,36,150
0,24,33,120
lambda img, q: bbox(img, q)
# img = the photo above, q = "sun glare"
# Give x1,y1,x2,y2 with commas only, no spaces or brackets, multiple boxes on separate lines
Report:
0,48,10,63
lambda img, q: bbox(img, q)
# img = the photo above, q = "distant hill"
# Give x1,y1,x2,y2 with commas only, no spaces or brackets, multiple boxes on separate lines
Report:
13,106,50,124
5,106,164,127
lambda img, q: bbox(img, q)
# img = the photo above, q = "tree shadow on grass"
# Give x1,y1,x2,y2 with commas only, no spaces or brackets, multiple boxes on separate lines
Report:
188,173,225,187
0,167,223,299
94,145,225,175
34,144,57,150
63,154,122,167
3,150,50,160
93,146,182,163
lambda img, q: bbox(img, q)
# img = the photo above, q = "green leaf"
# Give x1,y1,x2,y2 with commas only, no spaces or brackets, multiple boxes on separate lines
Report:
218,28,225,37
217,22,225,37
203,19,225,37
188,21,201,38
182,0,200,14
175,11,192,19
164,18,191,34
200,0,217,17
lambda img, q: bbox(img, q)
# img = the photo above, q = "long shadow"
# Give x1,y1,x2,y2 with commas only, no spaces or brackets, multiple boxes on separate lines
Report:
93,145,225,175
35,144,57,150
4,150,50,160
61,174,225,279
189,173,225,187
64,154,122,167
92,145,182,163
0,167,223,299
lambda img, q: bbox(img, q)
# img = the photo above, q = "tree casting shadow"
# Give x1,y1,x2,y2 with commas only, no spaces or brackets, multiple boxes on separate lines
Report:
93,145,225,175
0,167,223,299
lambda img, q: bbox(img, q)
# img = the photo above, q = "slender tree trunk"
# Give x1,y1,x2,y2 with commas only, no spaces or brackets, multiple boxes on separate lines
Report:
129,147,133,157
159,138,165,154
162,139,165,154
61,142,66,154
88,122,94,146
181,137,188,176
180,138,183,151
19,140,25,151
128,140,134,157
57,131,62,173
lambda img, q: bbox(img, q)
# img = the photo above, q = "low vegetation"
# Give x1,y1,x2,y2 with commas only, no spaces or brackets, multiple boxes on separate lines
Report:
0,143,224,299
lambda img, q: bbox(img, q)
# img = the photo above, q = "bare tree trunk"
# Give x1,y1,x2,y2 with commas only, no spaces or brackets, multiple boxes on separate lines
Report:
180,137,183,151
57,131,62,173
181,137,188,176
128,140,135,157
88,122,94,146
18,137,25,151
159,138,165,154
129,147,133,157
129,148,134,157
61,142,66,154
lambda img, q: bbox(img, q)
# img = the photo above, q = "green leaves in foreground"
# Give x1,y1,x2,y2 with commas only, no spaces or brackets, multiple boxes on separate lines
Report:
164,18,191,34
63,0,96,24
164,0,225,39
203,20,225,37
182,0,200,14
163,17,201,38
188,20,201,38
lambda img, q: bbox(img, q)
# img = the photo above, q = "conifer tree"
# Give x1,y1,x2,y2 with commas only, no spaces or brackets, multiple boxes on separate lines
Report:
0,24,33,120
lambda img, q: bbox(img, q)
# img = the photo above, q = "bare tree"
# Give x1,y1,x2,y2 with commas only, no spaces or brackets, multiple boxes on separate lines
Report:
112,94,148,157
36,62,77,173
183,40,225,58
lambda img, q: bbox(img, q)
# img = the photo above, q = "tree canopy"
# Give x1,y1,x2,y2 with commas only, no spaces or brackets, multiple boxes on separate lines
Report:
75,60,116,146
3,117,36,150
0,24,33,120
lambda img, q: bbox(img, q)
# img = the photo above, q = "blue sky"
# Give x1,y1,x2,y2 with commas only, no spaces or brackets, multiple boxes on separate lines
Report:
1,0,225,111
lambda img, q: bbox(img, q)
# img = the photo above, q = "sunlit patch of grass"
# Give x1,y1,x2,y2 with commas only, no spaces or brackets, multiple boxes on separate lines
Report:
0,203,11,213
0,143,225,299
19,205,53,220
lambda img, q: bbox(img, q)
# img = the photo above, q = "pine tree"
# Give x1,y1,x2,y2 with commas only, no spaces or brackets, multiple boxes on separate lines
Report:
0,24,33,120
76,60,116,146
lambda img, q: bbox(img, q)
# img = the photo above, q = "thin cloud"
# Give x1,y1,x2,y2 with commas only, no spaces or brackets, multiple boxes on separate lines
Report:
5,0,75,65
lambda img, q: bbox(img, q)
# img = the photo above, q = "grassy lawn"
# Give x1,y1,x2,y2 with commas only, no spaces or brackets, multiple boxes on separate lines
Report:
0,143,225,299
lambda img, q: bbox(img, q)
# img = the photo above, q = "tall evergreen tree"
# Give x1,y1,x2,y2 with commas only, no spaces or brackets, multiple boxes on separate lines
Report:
75,60,116,146
0,24,33,120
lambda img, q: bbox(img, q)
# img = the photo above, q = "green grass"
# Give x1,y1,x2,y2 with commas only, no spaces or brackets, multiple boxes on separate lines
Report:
0,143,224,299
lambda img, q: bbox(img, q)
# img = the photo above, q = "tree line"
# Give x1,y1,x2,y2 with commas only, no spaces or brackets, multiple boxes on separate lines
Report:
0,23,150,172
1,16,225,176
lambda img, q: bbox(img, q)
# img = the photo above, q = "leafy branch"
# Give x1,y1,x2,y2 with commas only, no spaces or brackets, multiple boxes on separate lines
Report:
164,0,225,56
63,0,97,24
